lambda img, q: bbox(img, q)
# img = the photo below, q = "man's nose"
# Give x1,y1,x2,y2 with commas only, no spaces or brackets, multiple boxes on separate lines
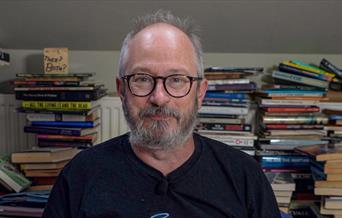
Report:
148,80,170,106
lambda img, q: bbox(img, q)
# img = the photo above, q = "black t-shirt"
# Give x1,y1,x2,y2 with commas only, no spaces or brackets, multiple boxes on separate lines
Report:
42,133,280,218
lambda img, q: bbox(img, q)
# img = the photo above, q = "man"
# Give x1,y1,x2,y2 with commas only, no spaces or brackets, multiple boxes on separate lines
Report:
42,10,280,218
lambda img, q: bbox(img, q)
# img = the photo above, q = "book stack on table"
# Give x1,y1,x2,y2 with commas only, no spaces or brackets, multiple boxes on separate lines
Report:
296,144,342,217
196,66,261,156
13,72,106,190
255,60,335,214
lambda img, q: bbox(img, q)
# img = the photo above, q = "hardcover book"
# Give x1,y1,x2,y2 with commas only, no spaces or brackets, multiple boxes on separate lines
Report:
11,147,78,163
0,158,31,192
295,144,342,161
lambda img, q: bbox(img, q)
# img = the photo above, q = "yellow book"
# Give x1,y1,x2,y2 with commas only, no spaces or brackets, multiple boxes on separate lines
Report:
282,60,335,77
22,100,99,111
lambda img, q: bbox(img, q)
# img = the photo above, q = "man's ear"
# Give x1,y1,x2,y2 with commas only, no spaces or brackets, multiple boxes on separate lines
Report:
116,77,124,100
197,78,208,109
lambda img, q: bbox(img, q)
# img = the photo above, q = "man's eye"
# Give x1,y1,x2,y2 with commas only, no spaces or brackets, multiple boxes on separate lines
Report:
170,77,186,84
133,76,151,83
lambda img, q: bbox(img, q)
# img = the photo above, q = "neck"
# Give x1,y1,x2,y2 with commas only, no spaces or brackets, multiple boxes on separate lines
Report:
131,136,195,176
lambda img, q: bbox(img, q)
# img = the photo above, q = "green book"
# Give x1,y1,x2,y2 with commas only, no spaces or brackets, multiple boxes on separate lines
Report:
0,158,31,192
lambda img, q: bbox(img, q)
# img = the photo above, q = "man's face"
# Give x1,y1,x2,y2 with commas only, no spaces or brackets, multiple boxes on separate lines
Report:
118,23,207,150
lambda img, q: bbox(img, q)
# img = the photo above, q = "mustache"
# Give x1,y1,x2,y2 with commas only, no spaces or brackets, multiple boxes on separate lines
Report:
139,106,181,120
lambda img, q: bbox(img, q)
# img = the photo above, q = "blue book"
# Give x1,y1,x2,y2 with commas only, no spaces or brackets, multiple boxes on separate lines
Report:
329,115,342,120
31,120,99,128
260,155,310,169
205,92,247,99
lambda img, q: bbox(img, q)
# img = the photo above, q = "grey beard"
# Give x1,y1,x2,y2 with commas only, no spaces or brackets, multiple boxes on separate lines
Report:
122,97,198,150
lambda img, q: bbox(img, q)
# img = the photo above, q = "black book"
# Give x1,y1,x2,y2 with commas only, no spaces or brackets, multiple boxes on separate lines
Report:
320,58,342,79
15,88,107,101
204,66,263,73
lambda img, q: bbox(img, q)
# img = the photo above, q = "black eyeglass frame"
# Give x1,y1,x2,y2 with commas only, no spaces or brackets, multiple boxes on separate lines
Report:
121,73,203,98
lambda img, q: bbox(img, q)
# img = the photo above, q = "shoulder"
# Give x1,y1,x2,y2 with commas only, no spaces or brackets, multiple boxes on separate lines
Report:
61,133,130,177
195,133,258,169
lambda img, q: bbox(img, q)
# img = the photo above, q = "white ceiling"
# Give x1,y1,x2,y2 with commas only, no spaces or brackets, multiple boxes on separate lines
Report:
1,0,342,54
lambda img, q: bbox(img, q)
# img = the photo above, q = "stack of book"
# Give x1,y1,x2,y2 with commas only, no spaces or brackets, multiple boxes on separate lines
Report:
196,66,261,156
14,72,106,149
265,172,296,212
0,190,49,217
255,60,335,214
296,144,342,217
11,147,79,190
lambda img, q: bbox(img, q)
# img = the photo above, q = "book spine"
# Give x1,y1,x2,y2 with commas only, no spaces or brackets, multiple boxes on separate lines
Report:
272,71,329,88
14,80,81,86
215,138,254,147
37,140,92,148
204,92,247,99
199,123,251,131
31,121,96,128
263,124,324,130
260,99,320,106
199,106,249,115
320,58,342,79
14,86,96,91
289,60,335,77
207,82,256,91
260,155,310,169
264,107,320,113
207,78,250,85
16,90,105,101
22,101,93,111
24,126,82,136
262,116,328,124
279,63,332,81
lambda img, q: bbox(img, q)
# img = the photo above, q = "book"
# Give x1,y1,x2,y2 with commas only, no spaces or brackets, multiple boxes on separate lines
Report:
0,158,31,192
261,116,328,125
295,144,342,161
315,187,342,196
207,78,250,85
279,62,333,81
37,140,93,148
11,147,78,163
207,82,256,91
22,100,100,111
258,98,321,106
197,123,251,131
272,70,329,88
24,125,98,136
36,133,97,143
26,109,99,122
199,106,249,115
198,117,244,124
324,197,342,209
15,88,107,101
320,58,342,79
288,60,335,77
0,205,44,217
18,105,100,116
24,168,61,177
204,92,248,99
265,172,296,191
262,106,320,113
204,72,254,80
31,119,100,128
14,85,104,91
16,72,94,78
20,160,69,170
205,66,263,73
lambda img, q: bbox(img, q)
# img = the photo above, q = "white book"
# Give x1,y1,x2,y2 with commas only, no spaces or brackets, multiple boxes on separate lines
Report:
199,106,249,115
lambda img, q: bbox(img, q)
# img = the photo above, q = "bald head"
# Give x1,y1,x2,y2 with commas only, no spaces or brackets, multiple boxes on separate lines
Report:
118,10,203,78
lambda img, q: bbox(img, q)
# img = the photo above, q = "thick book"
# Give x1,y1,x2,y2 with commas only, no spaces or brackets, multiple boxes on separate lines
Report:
0,205,43,217
11,147,78,163
31,118,100,128
24,168,62,177
15,88,107,101
20,160,69,170
204,72,254,80
0,158,31,192
272,70,329,88
261,116,328,125
22,100,100,111
36,133,97,143
259,155,310,169
324,197,342,210
295,144,342,161
24,125,98,136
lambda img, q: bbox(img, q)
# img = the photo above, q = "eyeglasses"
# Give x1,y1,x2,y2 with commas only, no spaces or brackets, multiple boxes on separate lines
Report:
122,73,202,98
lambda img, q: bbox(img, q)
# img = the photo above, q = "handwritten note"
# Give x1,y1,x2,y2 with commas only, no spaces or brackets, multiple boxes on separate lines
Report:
44,48,68,74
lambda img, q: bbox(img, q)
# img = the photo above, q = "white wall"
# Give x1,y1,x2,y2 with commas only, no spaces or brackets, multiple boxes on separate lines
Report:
1,49,342,93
